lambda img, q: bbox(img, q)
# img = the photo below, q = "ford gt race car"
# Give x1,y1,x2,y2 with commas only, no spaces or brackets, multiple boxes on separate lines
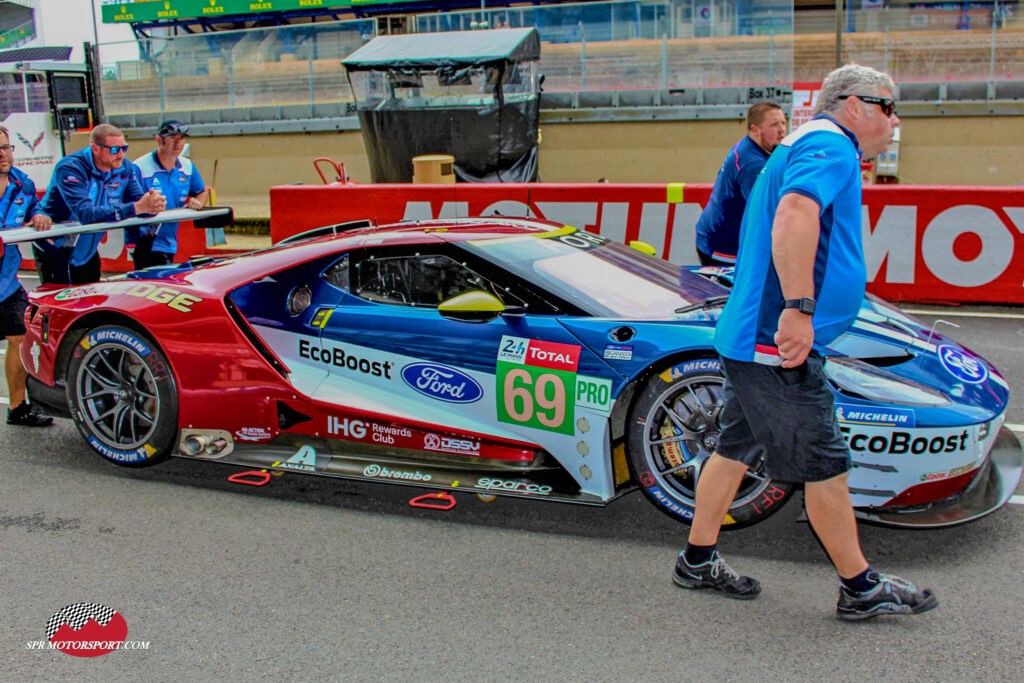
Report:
17,217,1024,529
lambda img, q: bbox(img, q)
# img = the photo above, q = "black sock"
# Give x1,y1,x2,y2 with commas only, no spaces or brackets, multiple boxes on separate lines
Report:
683,543,717,565
841,567,878,593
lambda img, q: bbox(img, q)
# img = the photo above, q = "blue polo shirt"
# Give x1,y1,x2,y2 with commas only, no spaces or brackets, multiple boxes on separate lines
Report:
695,135,771,264
0,166,46,300
39,147,145,266
715,116,866,364
126,151,204,255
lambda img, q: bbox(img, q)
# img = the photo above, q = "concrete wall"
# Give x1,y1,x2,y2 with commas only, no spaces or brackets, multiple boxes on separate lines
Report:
70,114,1024,218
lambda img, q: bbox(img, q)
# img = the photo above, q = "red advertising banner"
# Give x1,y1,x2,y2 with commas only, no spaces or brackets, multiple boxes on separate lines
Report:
270,182,1024,305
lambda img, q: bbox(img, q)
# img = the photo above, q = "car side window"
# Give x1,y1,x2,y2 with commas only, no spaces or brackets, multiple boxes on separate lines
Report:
352,254,521,308
322,254,350,290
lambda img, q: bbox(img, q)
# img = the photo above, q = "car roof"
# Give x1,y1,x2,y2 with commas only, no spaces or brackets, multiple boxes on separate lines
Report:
177,217,568,292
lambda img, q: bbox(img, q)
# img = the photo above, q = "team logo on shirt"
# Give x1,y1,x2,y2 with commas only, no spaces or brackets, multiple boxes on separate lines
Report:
63,175,81,184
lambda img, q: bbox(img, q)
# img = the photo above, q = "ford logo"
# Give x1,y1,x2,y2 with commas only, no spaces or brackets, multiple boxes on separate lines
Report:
938,345,988,385
401,362,483,403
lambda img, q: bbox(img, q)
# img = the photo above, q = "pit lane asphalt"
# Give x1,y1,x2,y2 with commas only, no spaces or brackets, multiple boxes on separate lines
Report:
2,290,1023,681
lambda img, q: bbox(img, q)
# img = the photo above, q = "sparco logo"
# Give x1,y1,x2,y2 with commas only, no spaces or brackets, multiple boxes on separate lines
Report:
299,339,393,378
401,363,482,403
476,477,552,495
363,464,432,481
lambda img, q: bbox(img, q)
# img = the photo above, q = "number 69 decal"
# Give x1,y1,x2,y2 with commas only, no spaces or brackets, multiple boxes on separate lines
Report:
504,368,567,429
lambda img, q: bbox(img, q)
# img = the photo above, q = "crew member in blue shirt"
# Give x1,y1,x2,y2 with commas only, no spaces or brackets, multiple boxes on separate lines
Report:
0,126,54,426
35,123,166,285
127,119,207,270
694,101,787,265
674,65,938,621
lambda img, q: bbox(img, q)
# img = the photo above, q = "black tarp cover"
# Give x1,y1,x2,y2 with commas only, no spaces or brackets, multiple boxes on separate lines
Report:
342,28,540,70
343,29,541,183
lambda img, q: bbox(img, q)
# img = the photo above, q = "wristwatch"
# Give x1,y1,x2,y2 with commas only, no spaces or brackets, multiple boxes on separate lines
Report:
783,297,816,315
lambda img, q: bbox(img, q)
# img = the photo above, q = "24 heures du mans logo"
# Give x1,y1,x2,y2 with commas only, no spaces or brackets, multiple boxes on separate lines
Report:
25,603,149,657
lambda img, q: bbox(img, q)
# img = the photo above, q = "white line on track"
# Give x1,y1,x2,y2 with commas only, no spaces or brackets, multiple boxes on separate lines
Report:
1007,423,1024,433
901,309,1024,320
1009,496,1024,505
0,397,7,405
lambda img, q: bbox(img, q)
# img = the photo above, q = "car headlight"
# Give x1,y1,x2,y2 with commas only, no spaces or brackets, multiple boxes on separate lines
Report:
824,356,951,407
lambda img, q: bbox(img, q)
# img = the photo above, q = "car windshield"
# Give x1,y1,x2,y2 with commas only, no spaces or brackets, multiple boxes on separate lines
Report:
462,229,724,318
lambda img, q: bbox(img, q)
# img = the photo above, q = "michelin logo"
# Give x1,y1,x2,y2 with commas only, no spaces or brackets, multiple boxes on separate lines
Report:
836,404,915,428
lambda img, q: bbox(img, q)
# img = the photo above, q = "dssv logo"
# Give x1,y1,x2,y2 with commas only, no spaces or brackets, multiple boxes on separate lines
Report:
401,362,482,403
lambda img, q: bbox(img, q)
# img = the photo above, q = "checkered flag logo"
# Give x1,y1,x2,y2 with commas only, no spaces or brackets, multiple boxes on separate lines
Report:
47,603,117,640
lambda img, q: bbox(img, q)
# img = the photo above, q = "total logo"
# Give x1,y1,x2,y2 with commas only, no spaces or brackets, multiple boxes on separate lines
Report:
424,432,481,455
476,477,552,495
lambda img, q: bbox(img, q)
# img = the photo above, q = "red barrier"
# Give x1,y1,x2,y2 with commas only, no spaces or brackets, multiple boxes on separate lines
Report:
269,182,1024,304
19,221,214,273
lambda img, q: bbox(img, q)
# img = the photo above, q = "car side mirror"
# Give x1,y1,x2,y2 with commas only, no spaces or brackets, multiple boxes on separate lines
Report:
438,291,507,323
629,240,657,256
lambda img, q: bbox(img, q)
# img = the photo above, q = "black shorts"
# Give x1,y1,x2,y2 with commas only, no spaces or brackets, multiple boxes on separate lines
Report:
716,352,851,483
0,286,28,337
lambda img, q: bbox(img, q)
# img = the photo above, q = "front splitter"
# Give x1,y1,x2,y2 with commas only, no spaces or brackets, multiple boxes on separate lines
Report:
854,426,1024,528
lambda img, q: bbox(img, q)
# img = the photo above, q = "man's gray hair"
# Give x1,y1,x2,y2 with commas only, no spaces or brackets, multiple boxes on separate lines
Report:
813,64,896,116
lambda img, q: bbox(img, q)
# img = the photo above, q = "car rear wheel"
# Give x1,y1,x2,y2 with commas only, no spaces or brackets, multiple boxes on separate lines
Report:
626,358,795,529
66,325,178,467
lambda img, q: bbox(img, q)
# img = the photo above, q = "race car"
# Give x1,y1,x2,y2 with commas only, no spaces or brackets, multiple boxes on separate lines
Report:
18,217,1024,529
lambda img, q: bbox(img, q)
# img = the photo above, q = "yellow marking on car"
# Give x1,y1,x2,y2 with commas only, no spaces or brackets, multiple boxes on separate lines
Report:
666,183,685,203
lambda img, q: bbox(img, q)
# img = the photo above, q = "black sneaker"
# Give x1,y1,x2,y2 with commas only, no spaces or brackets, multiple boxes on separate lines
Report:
7,403,54,427
837,572,938,621
672,550,761,600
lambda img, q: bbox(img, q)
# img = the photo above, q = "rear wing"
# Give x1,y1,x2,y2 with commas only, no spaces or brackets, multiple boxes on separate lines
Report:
0,207,233,255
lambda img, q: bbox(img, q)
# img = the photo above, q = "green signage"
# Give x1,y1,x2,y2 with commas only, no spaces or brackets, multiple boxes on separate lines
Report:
101,0,413,23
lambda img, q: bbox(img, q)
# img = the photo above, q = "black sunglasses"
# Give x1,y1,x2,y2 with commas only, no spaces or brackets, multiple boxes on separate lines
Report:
839,94,896,117
158,122,189,137
95,143,129,154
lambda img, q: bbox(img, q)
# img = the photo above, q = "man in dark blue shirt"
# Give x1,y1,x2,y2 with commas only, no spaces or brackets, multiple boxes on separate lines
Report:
35,123,165,285
0,125,53,426
675,65,938,621
694,101,786,265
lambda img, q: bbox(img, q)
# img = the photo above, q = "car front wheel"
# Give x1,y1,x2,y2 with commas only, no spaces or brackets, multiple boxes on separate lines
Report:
66,325,178,467
627,357,795,529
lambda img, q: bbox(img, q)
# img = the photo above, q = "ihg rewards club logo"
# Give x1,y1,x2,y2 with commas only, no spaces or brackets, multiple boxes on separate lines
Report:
26,603,150,657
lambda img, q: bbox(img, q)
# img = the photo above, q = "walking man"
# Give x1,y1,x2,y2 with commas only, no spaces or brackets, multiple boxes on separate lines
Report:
694,101,787,266
675,65,937,621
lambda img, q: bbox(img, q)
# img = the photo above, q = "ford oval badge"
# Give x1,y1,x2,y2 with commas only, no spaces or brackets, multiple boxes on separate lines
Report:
402,362,483,403
938,345,988,385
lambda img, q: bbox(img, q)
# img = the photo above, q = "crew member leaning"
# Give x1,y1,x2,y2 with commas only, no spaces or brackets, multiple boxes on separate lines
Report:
0,125,54,426
127,119,207,270
35,123,165,285
675,64,938,621
694,101,787,266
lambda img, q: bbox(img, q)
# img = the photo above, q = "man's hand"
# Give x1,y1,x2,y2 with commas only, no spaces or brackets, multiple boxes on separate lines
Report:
184,196,204,210
29,214,52,231
134,189,166,215
774,308,815,367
